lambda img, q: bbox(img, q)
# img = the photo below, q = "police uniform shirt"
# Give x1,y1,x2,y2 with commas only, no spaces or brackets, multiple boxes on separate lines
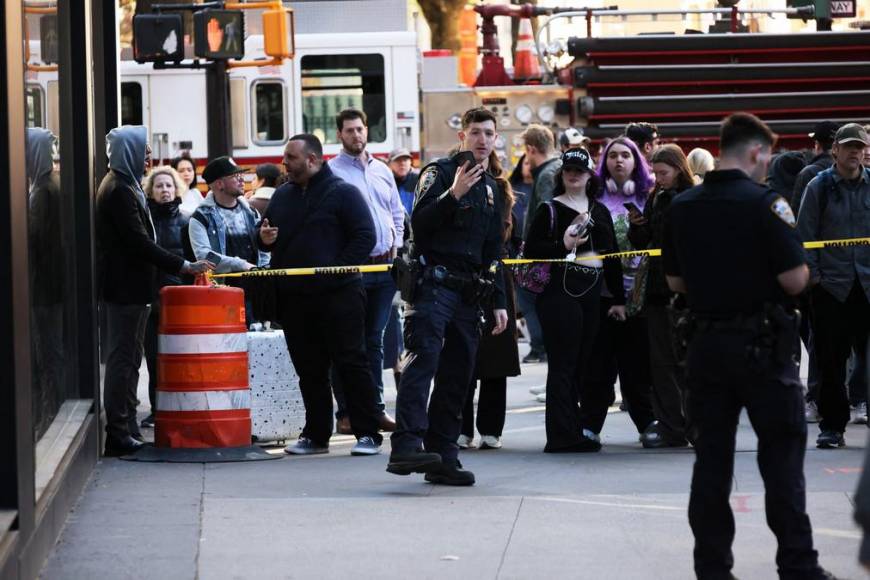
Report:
662,168,806,316
410,152,506,308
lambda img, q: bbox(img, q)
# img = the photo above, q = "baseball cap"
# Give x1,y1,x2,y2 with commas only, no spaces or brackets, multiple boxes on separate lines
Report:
389,148,412,163
202,156,244,184
559,127,589,148
834,123,870,146
808,121,840,143
561,147,595,172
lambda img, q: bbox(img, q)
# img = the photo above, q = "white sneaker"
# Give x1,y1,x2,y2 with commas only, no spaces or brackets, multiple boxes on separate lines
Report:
852,402,868,425
457,434,475,449
479,435,502,449
536,392,546,403
529,385,546,395
805,400,820,423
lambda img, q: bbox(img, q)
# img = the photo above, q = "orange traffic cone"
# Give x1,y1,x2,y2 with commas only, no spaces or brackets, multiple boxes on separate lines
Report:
513,17,541,84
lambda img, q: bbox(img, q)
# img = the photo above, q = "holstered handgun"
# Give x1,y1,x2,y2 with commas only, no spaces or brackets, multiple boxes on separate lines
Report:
391,254,422,303
763,303,801,366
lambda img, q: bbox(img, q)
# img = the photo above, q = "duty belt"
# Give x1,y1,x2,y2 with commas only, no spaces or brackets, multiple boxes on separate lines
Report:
691,311,766,333
422,265,474,292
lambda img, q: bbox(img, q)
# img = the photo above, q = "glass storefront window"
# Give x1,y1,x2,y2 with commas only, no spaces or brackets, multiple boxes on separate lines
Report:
24,6,82,463
300,53,386,145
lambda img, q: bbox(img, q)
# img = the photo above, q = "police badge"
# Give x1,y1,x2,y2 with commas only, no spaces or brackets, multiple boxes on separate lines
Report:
770,196,796,227
417,167,438,196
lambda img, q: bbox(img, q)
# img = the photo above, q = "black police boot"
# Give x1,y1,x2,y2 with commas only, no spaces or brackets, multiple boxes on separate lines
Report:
387,449,443,475
424,459,475,486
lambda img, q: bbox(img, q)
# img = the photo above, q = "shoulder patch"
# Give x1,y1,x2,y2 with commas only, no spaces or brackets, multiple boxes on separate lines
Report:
770,196,796,227
416,167,438,196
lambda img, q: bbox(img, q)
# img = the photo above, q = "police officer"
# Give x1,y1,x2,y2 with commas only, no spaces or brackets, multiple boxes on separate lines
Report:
387,107,508,486
662,113,834,579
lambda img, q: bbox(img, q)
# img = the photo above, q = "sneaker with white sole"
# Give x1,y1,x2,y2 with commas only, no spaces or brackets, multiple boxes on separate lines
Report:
284,437,329,455
805,400,820,423
529,385,546,395
851,402,868,425
536,392,546,403
350,436,381,456
457,434,475,449
479,435,502,449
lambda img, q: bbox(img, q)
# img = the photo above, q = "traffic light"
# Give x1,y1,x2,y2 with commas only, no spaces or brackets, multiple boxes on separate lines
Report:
263,7,295,59
132,13,184,63
194,10,245,60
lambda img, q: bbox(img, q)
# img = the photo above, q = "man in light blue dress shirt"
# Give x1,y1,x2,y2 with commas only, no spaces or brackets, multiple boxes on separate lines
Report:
329,109,405,432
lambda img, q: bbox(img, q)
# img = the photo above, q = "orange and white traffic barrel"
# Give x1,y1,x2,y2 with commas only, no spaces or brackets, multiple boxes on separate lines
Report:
155,285,251,448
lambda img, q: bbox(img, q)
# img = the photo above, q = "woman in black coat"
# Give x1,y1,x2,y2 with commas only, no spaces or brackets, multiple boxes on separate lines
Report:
627,144,695,448
459,153,521,450
140,166,193,428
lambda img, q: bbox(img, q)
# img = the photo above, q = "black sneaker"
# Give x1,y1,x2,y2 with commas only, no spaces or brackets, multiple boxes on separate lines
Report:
816,430,846,449
387,449,443,475
140,414,155,429
424,459,475,486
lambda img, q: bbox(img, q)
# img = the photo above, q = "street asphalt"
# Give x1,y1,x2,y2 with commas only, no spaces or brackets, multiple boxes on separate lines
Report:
41,344,868,580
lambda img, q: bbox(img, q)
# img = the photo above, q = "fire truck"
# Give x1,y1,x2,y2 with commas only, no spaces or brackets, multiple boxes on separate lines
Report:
24,1,870,171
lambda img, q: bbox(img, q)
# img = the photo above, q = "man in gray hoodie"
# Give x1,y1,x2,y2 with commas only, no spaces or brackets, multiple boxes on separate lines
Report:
95,125,212,456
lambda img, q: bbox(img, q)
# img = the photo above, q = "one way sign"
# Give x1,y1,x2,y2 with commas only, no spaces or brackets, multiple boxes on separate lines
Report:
831,0,856,18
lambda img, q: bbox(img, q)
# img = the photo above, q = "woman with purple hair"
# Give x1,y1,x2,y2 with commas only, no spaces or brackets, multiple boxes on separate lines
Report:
578,136,657,446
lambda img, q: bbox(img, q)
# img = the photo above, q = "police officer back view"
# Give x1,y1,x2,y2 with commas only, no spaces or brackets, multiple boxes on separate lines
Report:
387,107,508,486
663,113,835,579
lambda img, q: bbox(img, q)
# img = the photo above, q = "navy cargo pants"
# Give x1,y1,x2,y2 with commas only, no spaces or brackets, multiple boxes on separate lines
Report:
391,281,480,463
686,327,824,580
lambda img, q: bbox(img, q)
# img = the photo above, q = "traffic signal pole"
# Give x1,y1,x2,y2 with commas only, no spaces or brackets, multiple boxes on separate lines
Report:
206,60,232,159
136,1,294,161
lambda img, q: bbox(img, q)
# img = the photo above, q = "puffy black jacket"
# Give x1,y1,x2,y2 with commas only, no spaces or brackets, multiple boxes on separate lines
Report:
148,198,193,289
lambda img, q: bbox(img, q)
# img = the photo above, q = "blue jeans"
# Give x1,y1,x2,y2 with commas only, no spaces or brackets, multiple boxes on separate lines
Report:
333,271,395,416
391,282,480,462
517,286,545,353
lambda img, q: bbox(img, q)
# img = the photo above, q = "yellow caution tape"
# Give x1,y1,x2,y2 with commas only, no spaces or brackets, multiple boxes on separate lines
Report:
207,237,870,280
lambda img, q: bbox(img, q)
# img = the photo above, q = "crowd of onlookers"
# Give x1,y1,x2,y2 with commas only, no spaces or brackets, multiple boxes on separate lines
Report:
87,113,870,457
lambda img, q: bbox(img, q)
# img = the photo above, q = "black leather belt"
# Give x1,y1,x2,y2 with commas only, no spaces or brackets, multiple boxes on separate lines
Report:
422,265,474,291
366,252,392,265
692,312,765,332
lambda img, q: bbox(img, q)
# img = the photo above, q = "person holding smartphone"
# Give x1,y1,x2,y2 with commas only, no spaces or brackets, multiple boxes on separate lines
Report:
524,148,624,452
387,107,508,485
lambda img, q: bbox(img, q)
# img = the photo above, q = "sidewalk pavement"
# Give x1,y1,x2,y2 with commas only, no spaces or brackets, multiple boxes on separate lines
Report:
41,347,867,579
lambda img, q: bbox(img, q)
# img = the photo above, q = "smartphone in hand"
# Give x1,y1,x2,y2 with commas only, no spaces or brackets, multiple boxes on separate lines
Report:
623,202,641,215
205,251,223,266
455,150,477,169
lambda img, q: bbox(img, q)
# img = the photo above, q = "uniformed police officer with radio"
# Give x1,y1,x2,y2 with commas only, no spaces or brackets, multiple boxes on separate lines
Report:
662,113,835,579
387,107,508,486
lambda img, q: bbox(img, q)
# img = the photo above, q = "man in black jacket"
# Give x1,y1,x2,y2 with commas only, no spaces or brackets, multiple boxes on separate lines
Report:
96,125,211,457
792,121,838,211
259,133,384,457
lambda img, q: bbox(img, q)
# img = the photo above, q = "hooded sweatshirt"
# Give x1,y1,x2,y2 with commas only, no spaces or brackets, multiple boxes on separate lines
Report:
96,125,186,304
26,128,64,306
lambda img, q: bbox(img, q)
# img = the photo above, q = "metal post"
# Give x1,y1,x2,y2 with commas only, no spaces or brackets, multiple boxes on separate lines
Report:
206,60,232,159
